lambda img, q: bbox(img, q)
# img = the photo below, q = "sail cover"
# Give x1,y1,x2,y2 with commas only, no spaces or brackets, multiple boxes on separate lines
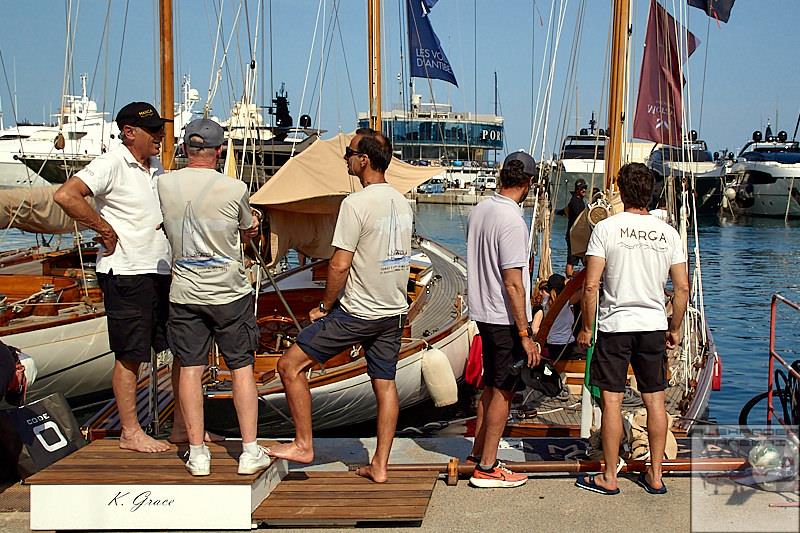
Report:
0,186,93,234
632,0,698,145
249,132,442,264
406,0,458,87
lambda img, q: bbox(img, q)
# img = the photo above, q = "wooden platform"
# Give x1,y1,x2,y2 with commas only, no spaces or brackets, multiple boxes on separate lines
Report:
253,470,439,527
25,439,287,530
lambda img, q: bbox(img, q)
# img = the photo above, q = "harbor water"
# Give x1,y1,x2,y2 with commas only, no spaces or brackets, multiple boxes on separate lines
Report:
2,205,799,426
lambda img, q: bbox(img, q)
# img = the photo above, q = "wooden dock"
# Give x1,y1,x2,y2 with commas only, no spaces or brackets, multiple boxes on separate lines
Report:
21,438,439,530
254,470,438,527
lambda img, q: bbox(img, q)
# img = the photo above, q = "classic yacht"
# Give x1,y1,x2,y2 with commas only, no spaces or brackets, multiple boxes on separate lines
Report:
727,126,800,218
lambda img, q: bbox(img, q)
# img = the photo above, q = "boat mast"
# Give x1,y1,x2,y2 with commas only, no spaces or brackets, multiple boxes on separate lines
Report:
604,0,631,191
367,0,382,131
159,0,175,169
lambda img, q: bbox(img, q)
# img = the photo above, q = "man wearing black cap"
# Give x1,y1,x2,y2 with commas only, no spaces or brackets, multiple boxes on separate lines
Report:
565,178,588,278
54,101,174,453
158,118,265,476
465,150,541,488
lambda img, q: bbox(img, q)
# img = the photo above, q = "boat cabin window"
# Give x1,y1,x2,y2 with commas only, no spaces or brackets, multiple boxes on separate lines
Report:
66,131,88,140
0,134,29,140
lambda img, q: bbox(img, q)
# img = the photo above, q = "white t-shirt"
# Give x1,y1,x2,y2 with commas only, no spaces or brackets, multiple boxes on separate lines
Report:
332,183,414,320
586,211,685,332
75,146,171,275
467,193,532,325
158,167,253,306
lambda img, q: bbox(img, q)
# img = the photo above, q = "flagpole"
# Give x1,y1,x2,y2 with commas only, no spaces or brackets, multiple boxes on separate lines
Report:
368,0,382,131
605,0,630,191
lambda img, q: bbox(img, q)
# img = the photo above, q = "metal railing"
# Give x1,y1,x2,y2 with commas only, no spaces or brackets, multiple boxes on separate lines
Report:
767,293,800,426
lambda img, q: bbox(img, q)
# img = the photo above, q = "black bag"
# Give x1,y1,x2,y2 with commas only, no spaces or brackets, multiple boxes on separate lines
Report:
521,361,564,397
0,392,87,479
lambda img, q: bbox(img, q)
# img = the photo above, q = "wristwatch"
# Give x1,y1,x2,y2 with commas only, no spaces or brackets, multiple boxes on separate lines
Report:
518,325,534,338
319,301,330,313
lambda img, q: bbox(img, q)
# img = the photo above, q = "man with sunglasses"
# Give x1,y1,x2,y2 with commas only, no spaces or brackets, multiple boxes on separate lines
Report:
268,128,413,483
54,102,175,453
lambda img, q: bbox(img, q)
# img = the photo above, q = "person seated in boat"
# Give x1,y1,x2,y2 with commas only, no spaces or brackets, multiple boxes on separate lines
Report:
268,128,414,484
0,341,31,407
530,279,549,338
576,163,689,496
53,102,194,453
157,119,265,477
465,151,541,489
565,179,588,278
543,274,581,360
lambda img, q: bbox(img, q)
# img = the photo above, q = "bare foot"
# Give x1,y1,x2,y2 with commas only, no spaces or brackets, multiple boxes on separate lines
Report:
594,473,618,492
355,465,388,483
645,471,664,491
167,431,225,445
266,441,313,464
119,429,171,453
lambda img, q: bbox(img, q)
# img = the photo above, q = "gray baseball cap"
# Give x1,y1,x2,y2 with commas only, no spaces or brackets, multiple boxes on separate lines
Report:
503,150,536,176
184,118,225,148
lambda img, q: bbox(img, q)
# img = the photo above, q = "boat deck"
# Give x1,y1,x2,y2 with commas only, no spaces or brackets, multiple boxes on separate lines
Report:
410,244,467,338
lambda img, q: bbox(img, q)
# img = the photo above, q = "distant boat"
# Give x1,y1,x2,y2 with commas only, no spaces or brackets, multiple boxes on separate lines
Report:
726,126,800,218
646,133,730,214
550,119,607,210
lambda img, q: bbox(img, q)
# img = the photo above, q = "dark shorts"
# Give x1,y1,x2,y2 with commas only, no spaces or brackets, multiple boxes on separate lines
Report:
296,306,405,380
167,294,257,370
476,322,525,392
590,330,667,393
98,272,170,363
566,236,581,266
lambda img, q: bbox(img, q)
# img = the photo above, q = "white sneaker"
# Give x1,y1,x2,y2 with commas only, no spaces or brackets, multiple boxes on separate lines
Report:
238,445,271,475
185,450,211,476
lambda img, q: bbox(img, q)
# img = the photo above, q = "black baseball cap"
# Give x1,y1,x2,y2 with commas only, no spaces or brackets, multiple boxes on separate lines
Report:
115,102,172,129
575,178,588,191
546,273,566,294
503,150,537,176
184,118,225,148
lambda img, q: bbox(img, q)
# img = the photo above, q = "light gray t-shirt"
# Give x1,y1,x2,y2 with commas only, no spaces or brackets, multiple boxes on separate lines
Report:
332,183,414,320
158,167,253,305
586,211,686,332
467,193,532,325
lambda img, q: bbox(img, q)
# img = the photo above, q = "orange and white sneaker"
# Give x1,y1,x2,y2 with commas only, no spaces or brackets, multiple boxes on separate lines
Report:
469,461,528,488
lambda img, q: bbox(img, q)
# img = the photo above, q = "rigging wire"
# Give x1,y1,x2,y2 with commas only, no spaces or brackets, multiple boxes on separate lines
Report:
292,0,325,158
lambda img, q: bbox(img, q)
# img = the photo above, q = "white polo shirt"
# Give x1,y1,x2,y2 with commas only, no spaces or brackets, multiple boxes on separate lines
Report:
467,193,532,325
75,145,171,275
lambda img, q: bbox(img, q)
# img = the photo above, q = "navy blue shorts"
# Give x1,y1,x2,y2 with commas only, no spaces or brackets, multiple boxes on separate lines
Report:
97,272,170,363
296,306,405,380
590,330,667,393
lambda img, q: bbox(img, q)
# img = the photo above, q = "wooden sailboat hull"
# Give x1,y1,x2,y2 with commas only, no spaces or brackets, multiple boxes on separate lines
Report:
3,314,113,403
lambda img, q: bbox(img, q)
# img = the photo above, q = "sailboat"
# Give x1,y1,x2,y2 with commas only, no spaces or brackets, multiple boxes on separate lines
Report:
497,0,718,441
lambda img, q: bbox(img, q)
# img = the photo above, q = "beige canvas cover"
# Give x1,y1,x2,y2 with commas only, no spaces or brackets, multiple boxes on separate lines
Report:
250,132,442,264
0,186,93,234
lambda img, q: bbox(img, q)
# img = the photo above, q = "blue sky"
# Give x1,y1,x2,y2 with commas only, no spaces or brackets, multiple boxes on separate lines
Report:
0,0,797,158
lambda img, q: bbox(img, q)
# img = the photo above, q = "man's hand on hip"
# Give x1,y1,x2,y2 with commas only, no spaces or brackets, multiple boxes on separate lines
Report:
93,226,118,255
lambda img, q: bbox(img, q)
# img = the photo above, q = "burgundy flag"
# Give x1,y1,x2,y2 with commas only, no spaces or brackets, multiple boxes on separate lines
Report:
633,0,698,145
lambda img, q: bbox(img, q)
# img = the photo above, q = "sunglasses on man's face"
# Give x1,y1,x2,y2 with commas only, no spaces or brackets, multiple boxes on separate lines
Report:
344,146,365,160
134,125,165,136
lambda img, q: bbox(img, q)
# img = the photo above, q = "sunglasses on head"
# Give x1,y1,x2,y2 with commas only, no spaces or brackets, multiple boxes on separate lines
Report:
344,146,365,159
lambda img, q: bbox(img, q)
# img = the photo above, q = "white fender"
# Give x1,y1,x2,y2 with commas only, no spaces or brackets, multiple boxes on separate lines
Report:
421,347,458,407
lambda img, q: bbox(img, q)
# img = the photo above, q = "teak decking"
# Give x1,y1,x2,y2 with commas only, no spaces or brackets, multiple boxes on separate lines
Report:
253,470,439,527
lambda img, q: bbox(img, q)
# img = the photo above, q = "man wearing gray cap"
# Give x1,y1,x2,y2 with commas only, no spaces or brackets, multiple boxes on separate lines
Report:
465,150,541,488
158,118,266,476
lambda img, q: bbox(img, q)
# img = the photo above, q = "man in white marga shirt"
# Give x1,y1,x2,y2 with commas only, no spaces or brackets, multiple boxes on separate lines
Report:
54,102,176,453
576,163,689,496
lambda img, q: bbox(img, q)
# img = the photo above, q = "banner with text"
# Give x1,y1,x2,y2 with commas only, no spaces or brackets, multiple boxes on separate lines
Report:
407,0,458,87
633,0,698,145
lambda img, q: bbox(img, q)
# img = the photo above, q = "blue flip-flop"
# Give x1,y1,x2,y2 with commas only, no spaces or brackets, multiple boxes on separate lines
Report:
634,472,668,494
575,474,620,495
